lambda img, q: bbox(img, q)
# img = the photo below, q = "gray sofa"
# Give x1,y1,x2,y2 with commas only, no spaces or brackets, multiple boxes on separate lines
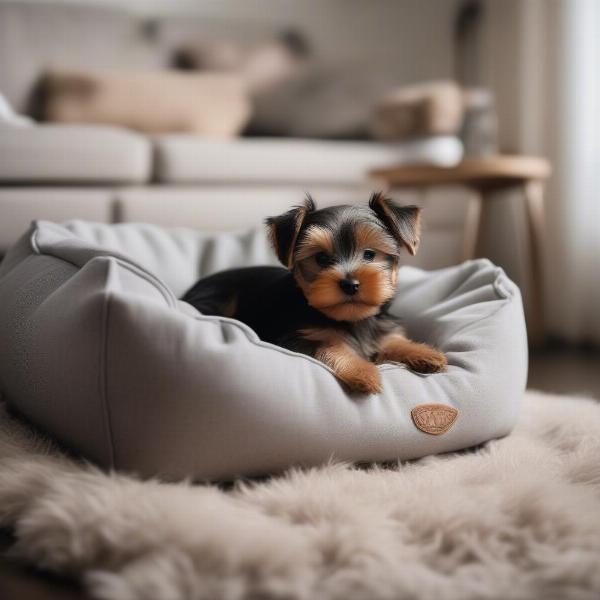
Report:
0,1,468,268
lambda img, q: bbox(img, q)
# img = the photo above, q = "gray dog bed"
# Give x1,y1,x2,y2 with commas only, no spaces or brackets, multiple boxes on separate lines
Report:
0,221,527,480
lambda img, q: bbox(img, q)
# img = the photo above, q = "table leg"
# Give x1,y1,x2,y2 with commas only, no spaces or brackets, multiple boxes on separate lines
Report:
523,179,546,346
462,188,483,261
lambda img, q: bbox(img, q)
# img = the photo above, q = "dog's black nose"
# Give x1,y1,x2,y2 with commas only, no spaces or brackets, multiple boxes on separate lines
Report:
339,278,360,296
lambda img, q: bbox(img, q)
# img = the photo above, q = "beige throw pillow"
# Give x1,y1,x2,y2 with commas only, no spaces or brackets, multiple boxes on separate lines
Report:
371,80,465,141
40,69,251,137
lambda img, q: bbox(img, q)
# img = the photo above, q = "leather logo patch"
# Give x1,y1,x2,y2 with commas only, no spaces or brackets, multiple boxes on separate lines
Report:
411,404,458,435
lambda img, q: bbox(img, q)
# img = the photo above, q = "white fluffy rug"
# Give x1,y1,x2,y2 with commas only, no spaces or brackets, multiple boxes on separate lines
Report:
1,390,600,600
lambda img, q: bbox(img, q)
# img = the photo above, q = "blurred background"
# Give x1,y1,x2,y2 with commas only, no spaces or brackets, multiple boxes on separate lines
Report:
0,0,598,396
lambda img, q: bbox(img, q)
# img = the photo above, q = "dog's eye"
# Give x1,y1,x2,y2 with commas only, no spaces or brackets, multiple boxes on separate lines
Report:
315,252,333,267
363,249,376,261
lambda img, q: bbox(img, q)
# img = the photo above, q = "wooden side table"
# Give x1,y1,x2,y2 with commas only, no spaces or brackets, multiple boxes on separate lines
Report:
370,156,552,345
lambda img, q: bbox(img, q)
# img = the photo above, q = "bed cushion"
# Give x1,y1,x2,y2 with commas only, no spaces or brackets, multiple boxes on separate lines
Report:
0,220,527,481
154,136,464,184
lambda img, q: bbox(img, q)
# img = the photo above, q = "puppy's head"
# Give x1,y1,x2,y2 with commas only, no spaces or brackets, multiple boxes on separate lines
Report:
266,193,421,321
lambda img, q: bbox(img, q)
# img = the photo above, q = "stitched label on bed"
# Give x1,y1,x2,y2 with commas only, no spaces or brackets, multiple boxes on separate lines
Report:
411,404,458,435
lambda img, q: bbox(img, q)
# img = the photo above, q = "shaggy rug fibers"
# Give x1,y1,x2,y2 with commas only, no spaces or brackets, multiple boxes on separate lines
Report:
1,390,600,600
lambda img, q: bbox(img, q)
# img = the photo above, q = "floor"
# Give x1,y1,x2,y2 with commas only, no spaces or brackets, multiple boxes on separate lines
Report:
528,347,600,399
0,348,598,600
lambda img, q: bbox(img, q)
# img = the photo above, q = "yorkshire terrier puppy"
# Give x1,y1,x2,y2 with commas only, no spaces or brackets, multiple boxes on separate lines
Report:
182,193,447,393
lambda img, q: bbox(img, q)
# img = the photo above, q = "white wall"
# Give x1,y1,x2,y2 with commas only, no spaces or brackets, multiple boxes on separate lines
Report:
0,0,462,78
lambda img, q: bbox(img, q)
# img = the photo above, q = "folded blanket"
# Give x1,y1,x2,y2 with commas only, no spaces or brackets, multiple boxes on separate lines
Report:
38,69,251,137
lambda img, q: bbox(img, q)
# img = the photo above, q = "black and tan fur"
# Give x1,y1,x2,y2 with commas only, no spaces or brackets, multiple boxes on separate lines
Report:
182,193,447,393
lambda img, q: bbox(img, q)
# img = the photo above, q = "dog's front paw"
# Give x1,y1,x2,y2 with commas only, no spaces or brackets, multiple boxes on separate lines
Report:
403,346,448,374
338,361,382,394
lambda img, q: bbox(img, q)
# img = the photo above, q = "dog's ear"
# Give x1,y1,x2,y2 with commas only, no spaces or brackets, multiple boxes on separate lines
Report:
368,192,421,256
266,194,316,268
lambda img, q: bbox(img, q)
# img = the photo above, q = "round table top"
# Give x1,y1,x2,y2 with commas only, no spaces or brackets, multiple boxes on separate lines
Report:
370,155,551,188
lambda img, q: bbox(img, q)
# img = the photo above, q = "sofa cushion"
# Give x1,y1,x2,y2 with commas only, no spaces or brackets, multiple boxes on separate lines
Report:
0,220,526,481
0,124,152,183
154,136,463,184
0,189,114,251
